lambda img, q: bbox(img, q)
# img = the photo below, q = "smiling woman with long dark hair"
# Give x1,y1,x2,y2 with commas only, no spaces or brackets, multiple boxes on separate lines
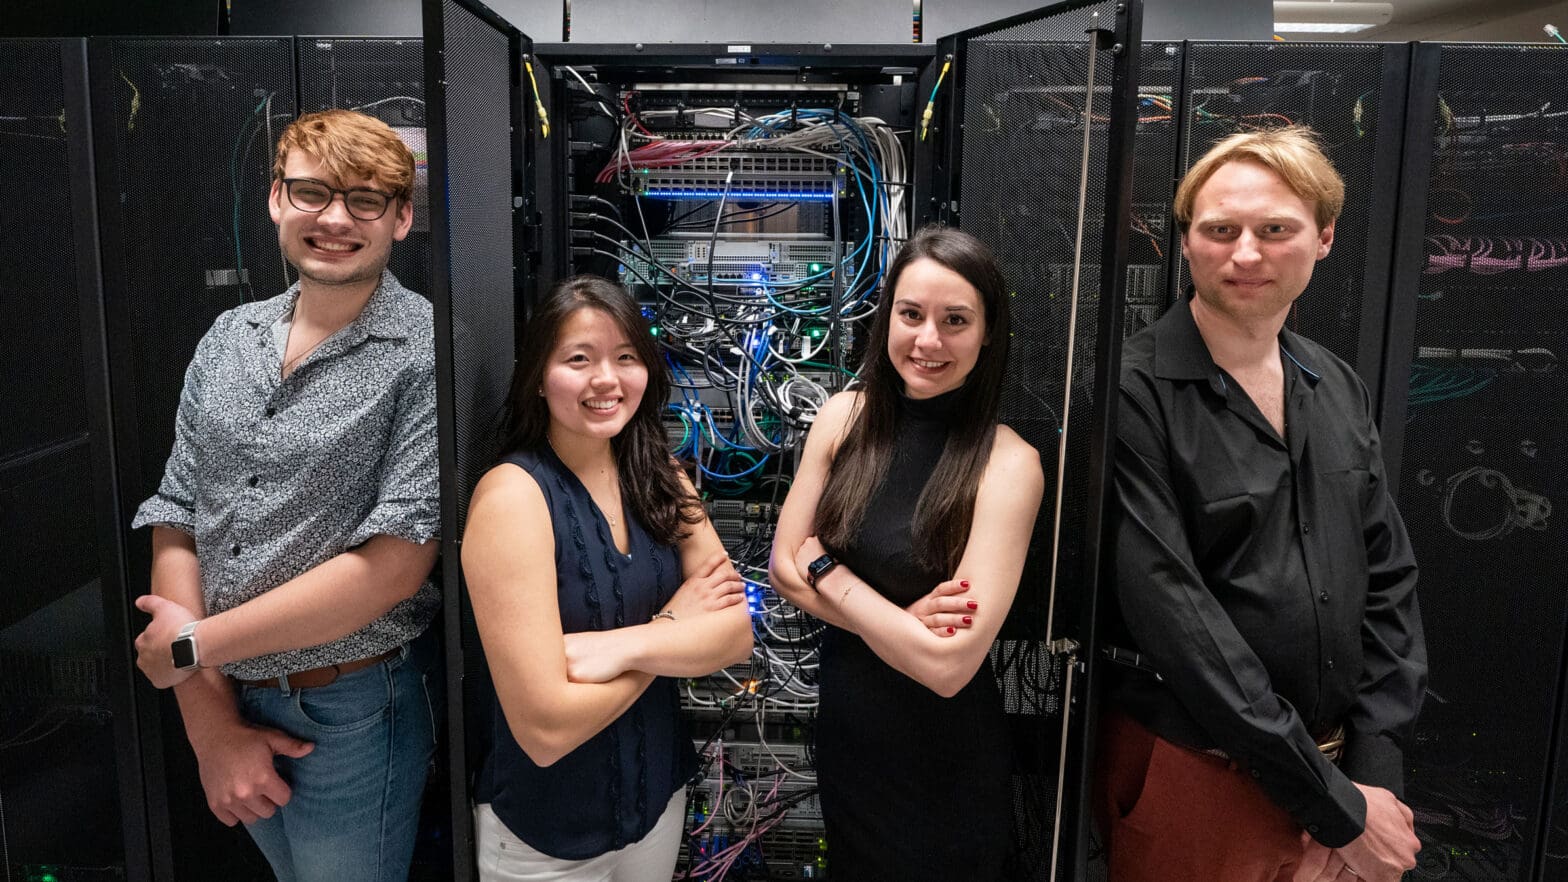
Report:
461,274,753,881
771,226,1045,880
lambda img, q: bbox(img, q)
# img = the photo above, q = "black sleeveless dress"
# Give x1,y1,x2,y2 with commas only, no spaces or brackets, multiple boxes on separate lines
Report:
815,388,1013,881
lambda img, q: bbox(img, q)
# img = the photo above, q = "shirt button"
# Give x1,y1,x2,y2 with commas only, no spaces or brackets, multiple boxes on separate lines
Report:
248,475,259,488
1251,769,1261,778
1326,659,1335,670
265,406,276,418
1302,522,1312,534
1308,824,1320,834
231,543,241,556
1319,591,1330,603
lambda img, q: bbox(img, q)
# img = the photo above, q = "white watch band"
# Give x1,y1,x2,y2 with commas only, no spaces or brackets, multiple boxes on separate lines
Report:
174,620,201,669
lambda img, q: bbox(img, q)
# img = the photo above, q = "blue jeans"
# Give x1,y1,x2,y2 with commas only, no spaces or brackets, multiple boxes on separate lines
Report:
238,631,440,882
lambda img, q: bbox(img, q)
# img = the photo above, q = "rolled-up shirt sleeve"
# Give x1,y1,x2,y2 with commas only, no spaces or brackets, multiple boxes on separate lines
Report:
1114,378,1368,847
346,346,439,548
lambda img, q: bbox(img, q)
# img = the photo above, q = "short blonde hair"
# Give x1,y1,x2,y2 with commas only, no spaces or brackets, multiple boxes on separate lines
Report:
1173,126,1344,232
272,109,415,202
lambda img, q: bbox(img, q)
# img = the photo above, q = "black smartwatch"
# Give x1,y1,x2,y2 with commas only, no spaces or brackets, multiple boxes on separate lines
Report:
170,621,201,671
806,553,839,588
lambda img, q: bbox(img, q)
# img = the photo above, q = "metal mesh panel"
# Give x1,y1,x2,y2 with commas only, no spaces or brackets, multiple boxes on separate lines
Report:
98,38,297,503
435,6,518,820
957,7,1123,877
297,38,432,297
1393,44,1568,882
1179,42,1394,375
94,37,298,880
439,3,515,534
960,15,1118,646
0,39,126,879
0,40,89,461
1125,41,1180,339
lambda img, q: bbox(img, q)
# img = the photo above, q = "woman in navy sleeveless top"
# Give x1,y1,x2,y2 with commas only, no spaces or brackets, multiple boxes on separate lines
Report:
462,275,753,881
770,228,1046,880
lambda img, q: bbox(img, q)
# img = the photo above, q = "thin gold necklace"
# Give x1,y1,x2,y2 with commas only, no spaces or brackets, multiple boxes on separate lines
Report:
281,328,334,378
281,345,315,377
548,437,619,528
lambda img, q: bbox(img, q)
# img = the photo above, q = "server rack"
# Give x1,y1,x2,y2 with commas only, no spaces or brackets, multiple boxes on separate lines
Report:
1381,41,1568,882
0,36,151,882
86,36,303,882
423,3,533,878
27,23,1568,882
424,1,1140,878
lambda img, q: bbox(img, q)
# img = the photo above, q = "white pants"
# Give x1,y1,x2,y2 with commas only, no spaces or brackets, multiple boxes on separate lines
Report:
475,791,687,882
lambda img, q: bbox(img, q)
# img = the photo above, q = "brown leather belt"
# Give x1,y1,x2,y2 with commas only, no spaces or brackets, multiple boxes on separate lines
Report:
1200,724,1346,765
236,648,400,690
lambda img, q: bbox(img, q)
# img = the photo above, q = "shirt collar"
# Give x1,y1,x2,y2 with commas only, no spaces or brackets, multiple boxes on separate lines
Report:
245,270,417,341
1152,294,1219,382
1154,290,1322,389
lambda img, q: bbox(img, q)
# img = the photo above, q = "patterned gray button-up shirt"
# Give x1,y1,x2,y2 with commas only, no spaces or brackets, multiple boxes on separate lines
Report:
133,270,440,679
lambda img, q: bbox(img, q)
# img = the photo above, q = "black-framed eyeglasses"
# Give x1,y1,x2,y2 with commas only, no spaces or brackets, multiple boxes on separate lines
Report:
281,178,397,221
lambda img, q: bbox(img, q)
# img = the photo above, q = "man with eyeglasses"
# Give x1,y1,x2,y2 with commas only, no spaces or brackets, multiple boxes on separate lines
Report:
129,109,440,881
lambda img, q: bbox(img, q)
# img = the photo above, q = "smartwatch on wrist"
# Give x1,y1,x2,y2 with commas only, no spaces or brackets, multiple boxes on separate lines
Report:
806,553,839,588
170,620,201,671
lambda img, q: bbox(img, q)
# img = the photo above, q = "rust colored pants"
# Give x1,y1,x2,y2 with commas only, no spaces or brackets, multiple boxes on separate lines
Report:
1094,711,1308,882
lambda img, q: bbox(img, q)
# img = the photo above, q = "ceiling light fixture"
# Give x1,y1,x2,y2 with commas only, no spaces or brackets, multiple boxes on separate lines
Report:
1274,21,1379,33
1273,1,1394,26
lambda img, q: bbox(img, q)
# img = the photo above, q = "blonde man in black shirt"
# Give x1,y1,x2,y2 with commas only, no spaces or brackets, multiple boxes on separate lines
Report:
1097,126,1425,882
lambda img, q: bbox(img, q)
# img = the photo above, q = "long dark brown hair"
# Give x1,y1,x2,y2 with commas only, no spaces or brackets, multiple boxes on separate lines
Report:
814,226,1011,575
498,274,703,545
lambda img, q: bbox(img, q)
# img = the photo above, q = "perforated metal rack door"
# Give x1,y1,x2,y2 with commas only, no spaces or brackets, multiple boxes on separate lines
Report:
424,1,529,876
0,37,131,881
1123,41,1182,340
953,1,1129,646
87,37,298,881
297,37,433,297
1,37,96,624
1178,42,1405,387
946,2,1139,877
92,38,297,512
1381,42,1568,882
0,44,89,464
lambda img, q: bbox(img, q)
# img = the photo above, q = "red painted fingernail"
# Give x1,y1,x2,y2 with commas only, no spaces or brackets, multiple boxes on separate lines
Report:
960,580,970,588
967,601,978,610
947,626,956,634
963,616,973,624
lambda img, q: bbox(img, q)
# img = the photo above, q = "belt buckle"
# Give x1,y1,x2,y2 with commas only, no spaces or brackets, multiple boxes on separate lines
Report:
1316,725,1346,764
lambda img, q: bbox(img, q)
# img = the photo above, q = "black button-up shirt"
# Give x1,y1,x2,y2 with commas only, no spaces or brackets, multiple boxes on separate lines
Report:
1107,296,1426,848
